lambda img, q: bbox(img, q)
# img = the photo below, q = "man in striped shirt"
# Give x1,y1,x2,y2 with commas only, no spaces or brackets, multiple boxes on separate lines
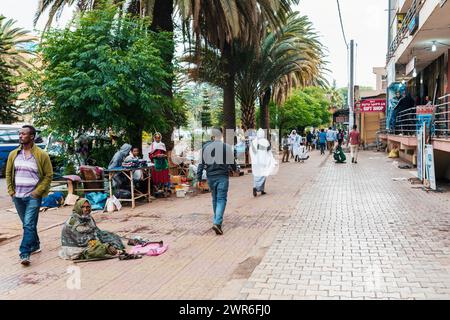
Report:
6,125,53,266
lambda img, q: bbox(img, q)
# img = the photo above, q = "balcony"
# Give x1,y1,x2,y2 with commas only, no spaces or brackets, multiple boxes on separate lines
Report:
387,0,424,62
379,95,450,153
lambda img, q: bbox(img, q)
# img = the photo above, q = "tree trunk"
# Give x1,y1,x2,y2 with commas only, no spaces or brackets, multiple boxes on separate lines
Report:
222,42,236,144
150,0,175,151
260,88,271,137
129,125,143,156
241,102,256,131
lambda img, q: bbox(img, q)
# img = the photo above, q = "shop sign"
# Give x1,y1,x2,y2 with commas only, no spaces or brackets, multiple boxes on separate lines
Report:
425,144,436,190
406,57,416,76
416,105,435,114
355,99,386,112
335,116,349,123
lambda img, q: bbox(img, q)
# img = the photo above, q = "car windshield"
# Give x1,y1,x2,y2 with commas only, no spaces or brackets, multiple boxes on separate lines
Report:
0,129,45,144
0,129,20,144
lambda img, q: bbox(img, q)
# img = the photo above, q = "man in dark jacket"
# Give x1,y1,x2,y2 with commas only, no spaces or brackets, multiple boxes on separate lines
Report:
197,129,236,235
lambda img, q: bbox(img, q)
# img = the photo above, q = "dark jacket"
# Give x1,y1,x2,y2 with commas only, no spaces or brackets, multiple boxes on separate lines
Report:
197,141,237,181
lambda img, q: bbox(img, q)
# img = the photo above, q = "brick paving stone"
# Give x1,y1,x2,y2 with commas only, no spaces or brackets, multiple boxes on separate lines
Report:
239,151,450,300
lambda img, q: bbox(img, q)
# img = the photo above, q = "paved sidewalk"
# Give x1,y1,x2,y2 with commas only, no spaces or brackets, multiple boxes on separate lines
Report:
1,150,449,300
241,152,450,300
0,151,322,299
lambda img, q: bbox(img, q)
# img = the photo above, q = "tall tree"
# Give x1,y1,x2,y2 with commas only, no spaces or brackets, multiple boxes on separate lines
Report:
0,16,35,123
26,8,177,149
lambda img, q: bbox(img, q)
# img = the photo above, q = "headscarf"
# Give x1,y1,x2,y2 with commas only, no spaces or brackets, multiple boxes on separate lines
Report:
108,143,132,169
250,129,277,177
149,132,167,154
61,199,98,248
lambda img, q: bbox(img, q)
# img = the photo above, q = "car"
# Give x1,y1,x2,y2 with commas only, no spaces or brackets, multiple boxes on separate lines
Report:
0,124,46,177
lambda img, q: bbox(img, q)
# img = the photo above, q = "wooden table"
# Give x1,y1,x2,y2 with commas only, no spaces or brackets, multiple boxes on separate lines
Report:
104,166,152,209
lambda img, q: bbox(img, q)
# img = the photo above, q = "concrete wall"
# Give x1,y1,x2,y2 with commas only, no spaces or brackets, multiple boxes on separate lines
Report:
434,149,450,181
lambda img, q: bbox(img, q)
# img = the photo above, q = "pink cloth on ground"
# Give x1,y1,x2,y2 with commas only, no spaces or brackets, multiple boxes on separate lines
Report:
129,244,168,256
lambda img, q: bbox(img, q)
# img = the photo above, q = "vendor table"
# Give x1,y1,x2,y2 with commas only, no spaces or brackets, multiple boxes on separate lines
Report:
104,165,152,209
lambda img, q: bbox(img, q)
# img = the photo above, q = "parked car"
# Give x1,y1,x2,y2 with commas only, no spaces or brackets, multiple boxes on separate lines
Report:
0,125,46,177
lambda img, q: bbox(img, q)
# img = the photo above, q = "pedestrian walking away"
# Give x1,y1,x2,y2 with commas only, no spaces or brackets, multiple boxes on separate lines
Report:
318,129,327,155
306,131,314,151
197,128,236,235
348,125,361,164
5,125,53,266
326,127,337,155
281,133,291,163
250,129,277,197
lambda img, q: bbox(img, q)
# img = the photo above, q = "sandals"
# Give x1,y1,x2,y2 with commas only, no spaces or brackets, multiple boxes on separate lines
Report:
119,253,143,260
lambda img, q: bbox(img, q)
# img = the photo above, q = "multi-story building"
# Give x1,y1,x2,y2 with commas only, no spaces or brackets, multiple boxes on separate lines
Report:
382,0,450,181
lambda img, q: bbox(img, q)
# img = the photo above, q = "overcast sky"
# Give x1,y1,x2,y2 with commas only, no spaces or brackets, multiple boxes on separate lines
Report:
1,0,388,89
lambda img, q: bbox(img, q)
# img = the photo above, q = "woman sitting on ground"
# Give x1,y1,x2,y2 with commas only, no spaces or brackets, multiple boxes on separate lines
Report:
59,199,125,260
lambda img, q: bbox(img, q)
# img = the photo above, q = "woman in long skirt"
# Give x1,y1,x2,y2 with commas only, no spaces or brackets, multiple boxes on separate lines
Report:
149,133,170,195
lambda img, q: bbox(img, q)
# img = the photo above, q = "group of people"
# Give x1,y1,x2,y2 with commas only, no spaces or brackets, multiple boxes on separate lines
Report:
107,132,171,196
281,126,361,164
281,130,310,163
5,126,175,265
6,124,361,266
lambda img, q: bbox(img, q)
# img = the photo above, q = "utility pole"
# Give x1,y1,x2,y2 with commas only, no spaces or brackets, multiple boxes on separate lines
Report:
348,39,355,131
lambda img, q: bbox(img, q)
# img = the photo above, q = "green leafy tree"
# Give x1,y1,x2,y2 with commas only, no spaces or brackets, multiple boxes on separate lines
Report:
270,86,330,138
200,89,212,130
0,64,19,123
26,8,177,149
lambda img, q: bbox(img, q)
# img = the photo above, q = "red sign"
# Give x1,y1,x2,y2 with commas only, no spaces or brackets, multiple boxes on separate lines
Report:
416,105,435,114
356,99,386,113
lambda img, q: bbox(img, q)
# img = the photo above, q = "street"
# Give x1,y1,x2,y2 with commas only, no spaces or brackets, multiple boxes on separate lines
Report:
1,150,449,300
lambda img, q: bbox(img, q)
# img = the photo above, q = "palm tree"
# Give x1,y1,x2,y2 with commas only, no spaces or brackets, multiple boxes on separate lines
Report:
35,0,300,143
1,16,36,123
0,16,35,74
184,13,326,132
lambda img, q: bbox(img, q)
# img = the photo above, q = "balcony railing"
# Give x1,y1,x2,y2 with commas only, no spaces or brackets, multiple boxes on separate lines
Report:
394,106,417,135
389,94,450,139
386,0,425,63
434,94,450,138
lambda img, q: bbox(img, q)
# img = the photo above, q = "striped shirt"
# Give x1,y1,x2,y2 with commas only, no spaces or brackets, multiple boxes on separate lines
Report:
14,150,39,198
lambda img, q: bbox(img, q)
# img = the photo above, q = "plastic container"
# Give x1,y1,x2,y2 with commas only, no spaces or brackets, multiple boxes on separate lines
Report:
176,189,186,198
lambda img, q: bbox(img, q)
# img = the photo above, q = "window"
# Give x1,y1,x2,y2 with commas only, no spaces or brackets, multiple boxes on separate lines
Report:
0,129,20,144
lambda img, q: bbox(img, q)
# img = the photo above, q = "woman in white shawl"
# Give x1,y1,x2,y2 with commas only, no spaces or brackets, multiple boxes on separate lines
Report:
289,130,301,162
250,129,277,197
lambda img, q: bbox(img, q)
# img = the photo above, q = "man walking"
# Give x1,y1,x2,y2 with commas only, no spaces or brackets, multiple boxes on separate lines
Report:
197,129,236,235
326,127,337,155
281,133,290,163
6,125,53,266
318,129,327,155
348,125,361,164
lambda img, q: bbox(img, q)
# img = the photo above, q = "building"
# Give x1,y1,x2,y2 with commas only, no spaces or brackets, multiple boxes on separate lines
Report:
382,0,450,181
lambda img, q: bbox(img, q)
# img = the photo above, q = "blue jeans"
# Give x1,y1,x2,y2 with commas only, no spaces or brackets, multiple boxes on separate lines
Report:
12,196,42,258
207,175,229,226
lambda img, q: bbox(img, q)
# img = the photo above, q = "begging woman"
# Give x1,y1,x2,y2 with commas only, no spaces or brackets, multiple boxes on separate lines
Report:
59,199,125,261
149,132,170,195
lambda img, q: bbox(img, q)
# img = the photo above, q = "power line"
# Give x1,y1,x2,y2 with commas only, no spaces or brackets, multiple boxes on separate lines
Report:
336,0,348,49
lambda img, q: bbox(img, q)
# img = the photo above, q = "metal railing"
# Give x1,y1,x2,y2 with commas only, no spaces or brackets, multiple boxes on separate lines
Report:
434,94,450,138
388,94,450,139
386,0,424,62
393,106,417,135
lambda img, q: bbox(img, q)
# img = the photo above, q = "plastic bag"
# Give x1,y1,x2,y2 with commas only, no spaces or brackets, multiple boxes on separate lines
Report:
85,192,108,211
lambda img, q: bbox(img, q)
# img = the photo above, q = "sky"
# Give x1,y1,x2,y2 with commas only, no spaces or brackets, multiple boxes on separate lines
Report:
1,0,388,89
293,0,388,89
